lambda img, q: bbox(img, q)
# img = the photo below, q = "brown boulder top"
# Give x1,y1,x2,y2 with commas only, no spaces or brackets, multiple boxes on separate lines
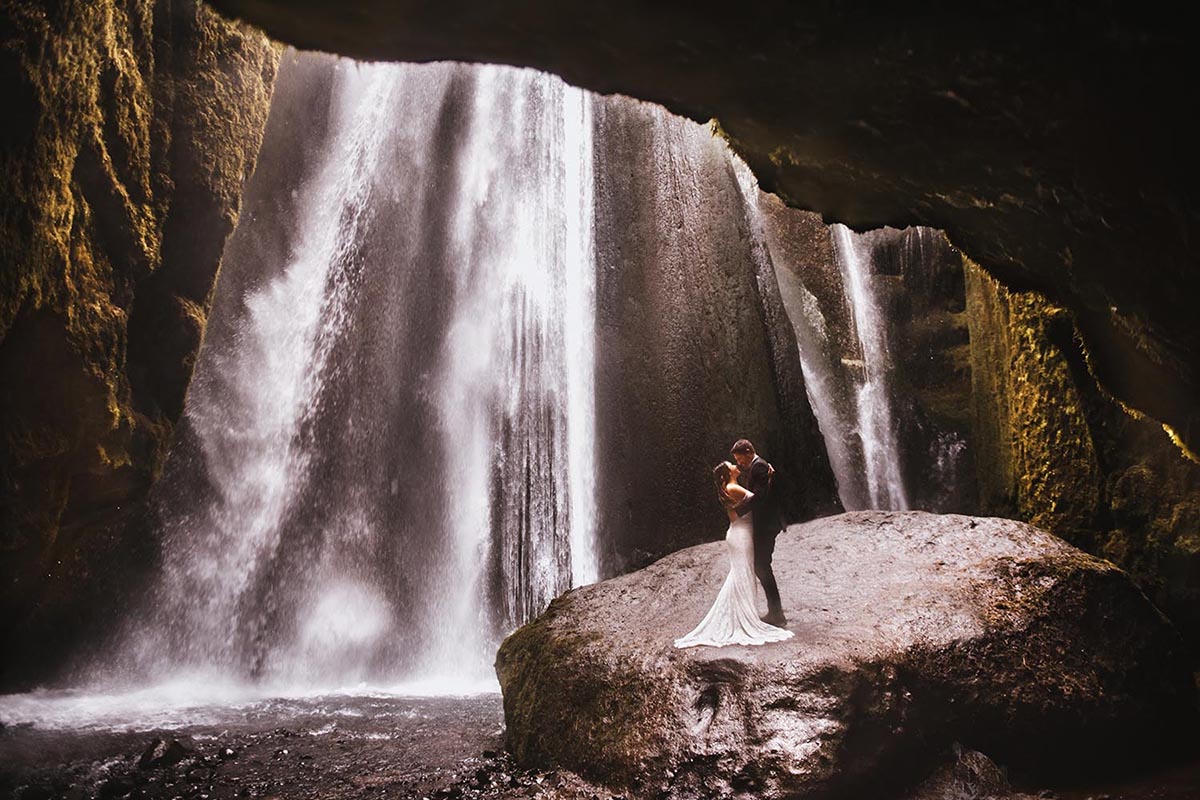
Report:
549,511,1110,662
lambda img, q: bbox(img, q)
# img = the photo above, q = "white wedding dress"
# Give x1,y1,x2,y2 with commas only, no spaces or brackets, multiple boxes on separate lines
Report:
674,507,794,648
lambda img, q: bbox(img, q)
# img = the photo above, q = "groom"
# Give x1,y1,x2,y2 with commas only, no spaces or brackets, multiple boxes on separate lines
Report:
731,439,787,626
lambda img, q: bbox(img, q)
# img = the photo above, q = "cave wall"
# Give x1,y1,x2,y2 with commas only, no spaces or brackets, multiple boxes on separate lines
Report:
0,0,278,685
761,206,978,513
869,229,975,513
3,0,1195,686
592,100,840,572
761,205,1199,651
964,260,1200,652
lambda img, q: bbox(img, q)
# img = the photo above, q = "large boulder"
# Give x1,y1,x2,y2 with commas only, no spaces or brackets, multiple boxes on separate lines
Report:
495,512,1196,798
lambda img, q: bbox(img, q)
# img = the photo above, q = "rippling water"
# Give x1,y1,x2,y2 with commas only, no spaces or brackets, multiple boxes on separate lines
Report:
0,677,499,733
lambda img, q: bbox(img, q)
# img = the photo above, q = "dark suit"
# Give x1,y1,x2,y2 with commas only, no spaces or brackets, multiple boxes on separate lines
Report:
736,455,783,615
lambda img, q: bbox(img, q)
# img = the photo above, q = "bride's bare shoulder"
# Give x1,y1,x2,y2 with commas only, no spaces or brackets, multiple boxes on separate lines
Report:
725,482,750,499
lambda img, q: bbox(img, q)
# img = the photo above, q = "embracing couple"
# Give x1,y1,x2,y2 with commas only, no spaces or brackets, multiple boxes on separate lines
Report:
674,439,794,649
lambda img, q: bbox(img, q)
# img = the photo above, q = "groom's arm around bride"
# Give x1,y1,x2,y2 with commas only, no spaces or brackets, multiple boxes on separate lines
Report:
733,451,774,520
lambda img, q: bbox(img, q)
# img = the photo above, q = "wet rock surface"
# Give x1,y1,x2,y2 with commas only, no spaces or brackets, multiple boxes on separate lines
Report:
963,261,1200,653
591,98,840,572
902,746,1037,800
0,694,521,800
496,512,1197,798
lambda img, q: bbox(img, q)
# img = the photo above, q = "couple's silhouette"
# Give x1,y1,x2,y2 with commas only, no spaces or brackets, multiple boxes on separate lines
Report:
674,439,792,649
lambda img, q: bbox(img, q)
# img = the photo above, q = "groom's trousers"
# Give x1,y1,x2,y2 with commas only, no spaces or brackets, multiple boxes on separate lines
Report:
753,531,783,615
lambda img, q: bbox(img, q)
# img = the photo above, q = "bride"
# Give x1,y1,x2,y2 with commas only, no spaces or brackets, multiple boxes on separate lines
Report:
674,461,794,648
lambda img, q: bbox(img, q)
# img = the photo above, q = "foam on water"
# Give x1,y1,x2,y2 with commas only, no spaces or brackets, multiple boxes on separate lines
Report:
0,675,499,732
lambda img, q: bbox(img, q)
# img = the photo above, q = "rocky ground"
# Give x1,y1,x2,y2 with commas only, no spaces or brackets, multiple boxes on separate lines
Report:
0,725,589,800
4,512,1199,800
1,695,1197,800
0,693,604,800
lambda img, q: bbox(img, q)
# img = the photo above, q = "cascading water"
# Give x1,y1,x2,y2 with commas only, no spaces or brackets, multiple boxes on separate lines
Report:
420,65,598,675
122,61,400,689
112,57,598,692
831,224,910,511
753,202,914,511
767,247,865,507
760,199,978,513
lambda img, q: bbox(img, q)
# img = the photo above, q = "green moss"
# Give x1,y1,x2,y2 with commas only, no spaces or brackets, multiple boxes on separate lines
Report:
497,601,680,786
1163,424,1200,464
963,257,1200,655
0,0,278,684
963,258,1017,516
1006,293,1102,534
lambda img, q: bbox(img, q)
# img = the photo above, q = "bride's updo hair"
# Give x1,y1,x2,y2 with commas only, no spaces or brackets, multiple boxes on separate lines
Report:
713,461,735,508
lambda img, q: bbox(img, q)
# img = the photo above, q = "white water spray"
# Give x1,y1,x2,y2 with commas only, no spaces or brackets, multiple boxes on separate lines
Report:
421,66,598,677
113,59,599,693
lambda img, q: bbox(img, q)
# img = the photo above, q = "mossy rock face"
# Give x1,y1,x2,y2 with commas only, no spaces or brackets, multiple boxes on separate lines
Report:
0,0,277,686
964,260,1200,656
495,512,1195,798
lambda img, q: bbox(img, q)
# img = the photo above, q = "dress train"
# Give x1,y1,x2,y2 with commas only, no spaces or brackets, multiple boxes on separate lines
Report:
674,511,793,648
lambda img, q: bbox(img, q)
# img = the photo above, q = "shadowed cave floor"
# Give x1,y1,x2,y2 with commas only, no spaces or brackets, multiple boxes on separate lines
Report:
0,693,518,800
1,692,1198,800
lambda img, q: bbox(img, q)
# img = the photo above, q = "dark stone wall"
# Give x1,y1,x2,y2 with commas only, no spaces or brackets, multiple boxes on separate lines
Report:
760,208,977,514
592,100,838,572
964,261,1200,656
0,0,277,687
871,228,976,513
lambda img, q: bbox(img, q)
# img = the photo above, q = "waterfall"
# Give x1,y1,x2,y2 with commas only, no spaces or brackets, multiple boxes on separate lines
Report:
419,66,598,675
831,224,910,510
119,58,598,690
766,239,867,509
761,200,976,514
754,200,913,511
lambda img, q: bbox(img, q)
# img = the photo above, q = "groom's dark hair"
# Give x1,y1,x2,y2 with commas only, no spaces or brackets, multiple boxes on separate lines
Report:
730,439,755,456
